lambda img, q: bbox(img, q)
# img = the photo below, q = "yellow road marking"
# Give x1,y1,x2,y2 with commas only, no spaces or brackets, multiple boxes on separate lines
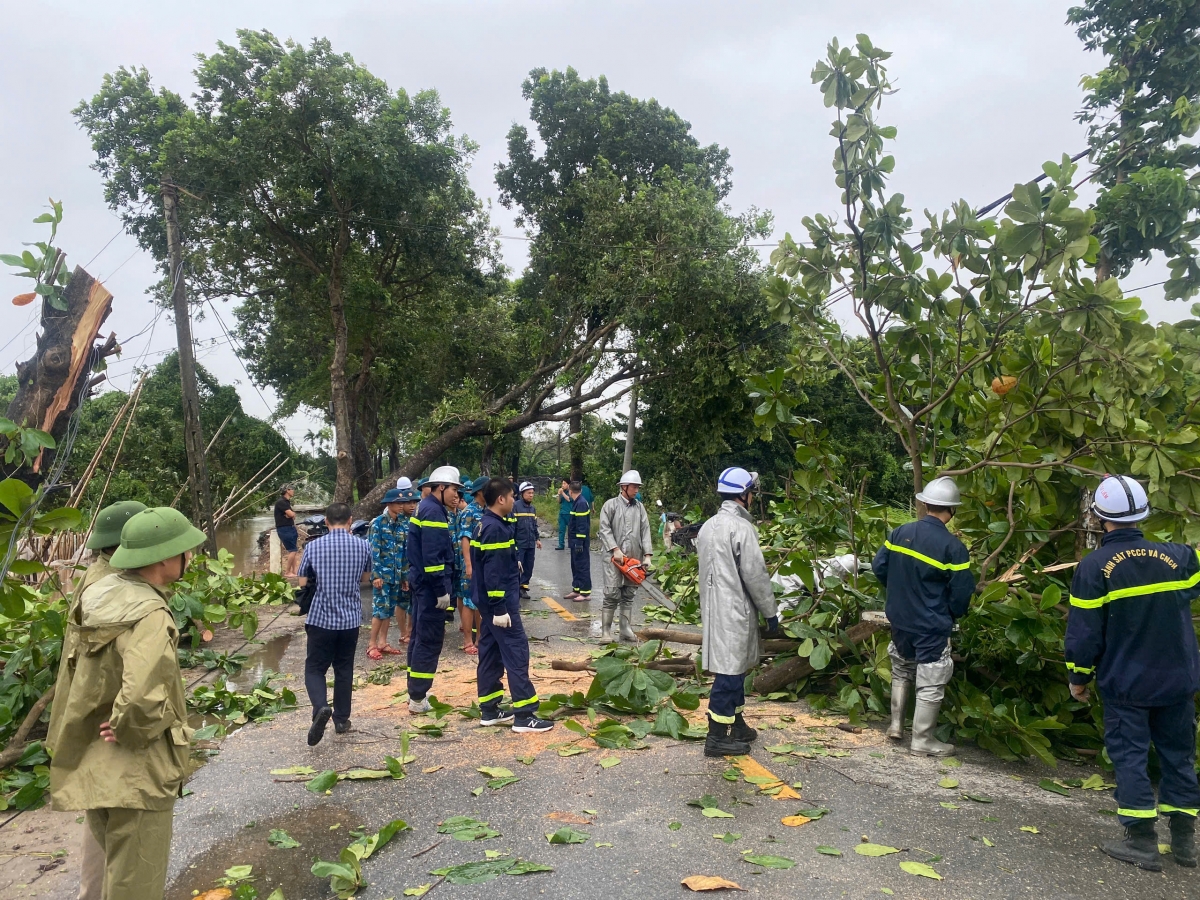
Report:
542,596,578,622
732,756,801,800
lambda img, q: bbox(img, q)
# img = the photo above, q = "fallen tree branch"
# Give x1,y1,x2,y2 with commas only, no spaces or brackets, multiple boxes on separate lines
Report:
636,628,802,656
752,620,887,694
0,686,55,769
549,658,695,674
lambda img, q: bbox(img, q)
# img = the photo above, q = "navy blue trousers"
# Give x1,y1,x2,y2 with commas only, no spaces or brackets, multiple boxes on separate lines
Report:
477,597,537,717
709,673,746,724
1105,696,1200,825
518,547,536,590
570,540,591,595
406,585,446,700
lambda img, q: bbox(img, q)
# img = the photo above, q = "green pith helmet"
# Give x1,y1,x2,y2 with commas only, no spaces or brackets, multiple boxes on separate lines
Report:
85,500,148,551
110,507,208,570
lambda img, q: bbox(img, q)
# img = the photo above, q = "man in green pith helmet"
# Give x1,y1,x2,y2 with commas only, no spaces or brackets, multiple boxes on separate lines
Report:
48,507,207,900
46,500,145,900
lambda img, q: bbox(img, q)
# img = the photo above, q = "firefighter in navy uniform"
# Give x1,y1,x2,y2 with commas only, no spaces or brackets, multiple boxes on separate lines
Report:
471,477,554,733
405,466,461,714
872,476,975,757
1066,475,1200,871
513,481,541,599
563,480,592,601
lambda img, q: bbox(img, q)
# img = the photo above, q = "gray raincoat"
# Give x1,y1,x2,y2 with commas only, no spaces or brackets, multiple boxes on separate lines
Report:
598,495,653,595
697,500,777,675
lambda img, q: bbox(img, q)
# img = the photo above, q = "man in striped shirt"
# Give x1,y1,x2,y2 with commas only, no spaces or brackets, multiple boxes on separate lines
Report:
299,502,371,745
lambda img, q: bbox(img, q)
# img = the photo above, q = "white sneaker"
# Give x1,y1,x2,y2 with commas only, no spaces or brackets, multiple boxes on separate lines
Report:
408,697,432,714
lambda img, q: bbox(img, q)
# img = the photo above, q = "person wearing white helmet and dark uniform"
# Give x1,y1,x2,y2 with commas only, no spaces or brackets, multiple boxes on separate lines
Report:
513,482,541,599
405,466,462,713
697,467,778,757
598,470,653,642
1066,475,1200,871
872,476,974,757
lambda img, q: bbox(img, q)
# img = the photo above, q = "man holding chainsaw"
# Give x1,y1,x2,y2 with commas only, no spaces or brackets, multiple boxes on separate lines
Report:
598,470,653,642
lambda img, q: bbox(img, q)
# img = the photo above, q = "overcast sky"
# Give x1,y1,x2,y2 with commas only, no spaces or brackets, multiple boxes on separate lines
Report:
0,1,1177,446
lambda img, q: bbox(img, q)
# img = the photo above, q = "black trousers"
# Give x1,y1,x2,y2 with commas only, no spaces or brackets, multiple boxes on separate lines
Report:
304,624,359,725
518,547,536,590
570,540,592,595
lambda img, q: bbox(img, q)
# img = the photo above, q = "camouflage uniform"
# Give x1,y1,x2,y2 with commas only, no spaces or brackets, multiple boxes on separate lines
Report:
455,501,484,610
368,510,410,618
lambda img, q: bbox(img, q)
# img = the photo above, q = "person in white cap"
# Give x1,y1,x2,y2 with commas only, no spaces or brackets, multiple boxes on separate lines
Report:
872,475,974,757
598,470,653,641
513,481,542,599
1066,475,1199,871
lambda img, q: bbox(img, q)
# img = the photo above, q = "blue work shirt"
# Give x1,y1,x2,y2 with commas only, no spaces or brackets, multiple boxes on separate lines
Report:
514,497,539,548
470,508,520,615
1065,527,1200,707
569,494,591,545
872,515,974,637
407,496,454,598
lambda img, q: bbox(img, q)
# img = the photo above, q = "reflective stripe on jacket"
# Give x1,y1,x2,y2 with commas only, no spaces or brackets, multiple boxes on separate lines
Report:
872,516,974,637
470,509,520,615
513,498,539,548
1065,527,1200,706
408,496,454,597
697,501,778,675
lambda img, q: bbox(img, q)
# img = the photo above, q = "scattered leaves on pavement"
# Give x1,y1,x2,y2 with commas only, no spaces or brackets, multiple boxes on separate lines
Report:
855,844,901,857
982,836,995,847
939,802,960,810
487,776,521,791
781,815,811,827
270,766,315,776
961,793,993,803
938,777,959,789
547,811,593,825
813,846,842,857
305,770,338,793
430,856,553,884
312,819,409,898
796,808,830,819
942,757,962,768
681,875,744,891
713,832,741,843
404,885,432,896
422,765,443,774
1038,779,1071,796
478,766,514,778
899,861,942,880
600,756,621,769
1020,826,1040,834
437,816,500,841
1080,774,1116,790
668,821,682,831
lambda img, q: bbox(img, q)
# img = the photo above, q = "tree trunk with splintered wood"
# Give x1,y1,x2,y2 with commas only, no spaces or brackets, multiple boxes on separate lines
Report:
4,264,119,486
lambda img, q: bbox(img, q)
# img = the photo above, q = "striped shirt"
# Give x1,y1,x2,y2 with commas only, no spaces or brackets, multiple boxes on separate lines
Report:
298,529,371,630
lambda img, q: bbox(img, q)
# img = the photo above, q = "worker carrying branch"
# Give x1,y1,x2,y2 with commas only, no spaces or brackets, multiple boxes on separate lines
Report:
1066,474,1199,871
872,476,975,757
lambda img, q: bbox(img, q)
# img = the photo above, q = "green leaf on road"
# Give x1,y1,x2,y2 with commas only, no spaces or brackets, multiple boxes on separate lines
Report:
814,846,842,857
688,794,720,809
962,793,993,803
478,766,514,778
900,861,942,880
942,757,962,768
599,757,621,769
713,832,742,843
305,770,338,793
939,802,961,810
438,816,500,841
271,766,315,776
547,827,591,844
855,843,901,857
744,854,797,868
668,821,682,831
268,829,300,849
487,777,521,790
938,777,959,789
701,807,734,819
797,808,830,819
1021,826,1040,834
1038,779,1071,796
1080,774,1115,790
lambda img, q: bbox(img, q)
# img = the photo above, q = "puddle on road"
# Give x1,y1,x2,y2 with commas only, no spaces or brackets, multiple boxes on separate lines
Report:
167,805,357,900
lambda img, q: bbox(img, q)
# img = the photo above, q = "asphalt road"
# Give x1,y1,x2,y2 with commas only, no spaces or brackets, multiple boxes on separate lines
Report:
24,541,1200,899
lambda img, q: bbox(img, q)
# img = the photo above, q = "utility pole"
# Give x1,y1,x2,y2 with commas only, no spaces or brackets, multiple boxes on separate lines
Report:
162,179,217,554
622,375,639,474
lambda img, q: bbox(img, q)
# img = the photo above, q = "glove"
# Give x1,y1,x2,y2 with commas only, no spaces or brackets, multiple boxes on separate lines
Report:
765,616,780,635
642,556,652,569
492,612,511,628
612,549,625,563
436,594,451,610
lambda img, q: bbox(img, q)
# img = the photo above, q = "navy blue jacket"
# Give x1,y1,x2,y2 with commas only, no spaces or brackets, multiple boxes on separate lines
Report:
1065,528,1200,707
470,508,521,615
872,516,974,636
407,496,454,599
569,494,591,545
514,497,539,548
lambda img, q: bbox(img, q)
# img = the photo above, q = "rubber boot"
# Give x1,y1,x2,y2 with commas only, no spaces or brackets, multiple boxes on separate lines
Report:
704,715,751,758
619,602,637,642
909,699,955,757
886,680,911,740
731,713,758,743
1102,819,1163,871
1169,814,1197,867
600,607,615,642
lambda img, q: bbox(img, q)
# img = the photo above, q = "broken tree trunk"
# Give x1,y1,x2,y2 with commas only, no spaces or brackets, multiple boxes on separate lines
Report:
635,627,802,655
752,619,888,694
4,265,117,487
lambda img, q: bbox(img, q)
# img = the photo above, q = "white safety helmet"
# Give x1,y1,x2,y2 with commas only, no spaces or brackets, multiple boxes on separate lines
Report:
915,476,961,508
427,465,462,488
619,469,643,486
396,476,413,491
519,481,534,493
1092,475,1149,523
717,466,759,495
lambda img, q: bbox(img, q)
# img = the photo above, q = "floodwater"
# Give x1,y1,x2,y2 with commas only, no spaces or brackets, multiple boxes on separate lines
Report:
215,513,275,575
166,805,358,900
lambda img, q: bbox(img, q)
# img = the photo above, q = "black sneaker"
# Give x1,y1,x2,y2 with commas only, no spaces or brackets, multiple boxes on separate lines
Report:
334,719,353,735
308,706,332,746
480,707,515,726
512,716,554,733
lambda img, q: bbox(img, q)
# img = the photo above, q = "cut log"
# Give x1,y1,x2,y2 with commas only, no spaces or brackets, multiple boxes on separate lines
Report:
752,620,888,694
636,627,800,655
4,265,117,485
